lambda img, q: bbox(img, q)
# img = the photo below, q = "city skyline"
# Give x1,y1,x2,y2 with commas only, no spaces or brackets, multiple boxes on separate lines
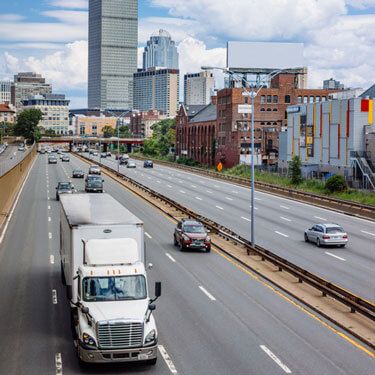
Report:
0,1,374,107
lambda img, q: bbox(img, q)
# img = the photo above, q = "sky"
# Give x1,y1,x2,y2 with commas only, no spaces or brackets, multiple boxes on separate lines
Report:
0,0,374,108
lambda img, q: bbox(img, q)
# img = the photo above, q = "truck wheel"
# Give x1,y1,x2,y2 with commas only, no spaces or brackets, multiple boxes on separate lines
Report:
145,358,157,366
173,235,178,246
206,247,211,253
61,262,66,286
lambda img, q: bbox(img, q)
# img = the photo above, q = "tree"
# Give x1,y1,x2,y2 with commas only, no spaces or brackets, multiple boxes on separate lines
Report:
44,128,56,136
325,175,347,193
13,109,43,143
102,125,115,138
118,125,131,138
0,122,14,140
289,155,303,185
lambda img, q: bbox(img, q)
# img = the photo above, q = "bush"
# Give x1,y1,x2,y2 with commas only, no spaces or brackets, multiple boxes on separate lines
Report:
325,175,347,193
176,157,199,166
289,156,303,185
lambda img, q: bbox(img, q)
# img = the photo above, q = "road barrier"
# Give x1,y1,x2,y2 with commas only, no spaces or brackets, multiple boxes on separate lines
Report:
0,145,36,231
76,151,375,349
131,155,375,220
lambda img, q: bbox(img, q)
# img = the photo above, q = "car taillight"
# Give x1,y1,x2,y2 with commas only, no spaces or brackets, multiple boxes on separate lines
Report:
343,235,348,239
322,235,330,240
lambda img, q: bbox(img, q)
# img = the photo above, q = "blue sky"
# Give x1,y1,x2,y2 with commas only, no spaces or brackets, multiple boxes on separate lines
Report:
0,0,374,107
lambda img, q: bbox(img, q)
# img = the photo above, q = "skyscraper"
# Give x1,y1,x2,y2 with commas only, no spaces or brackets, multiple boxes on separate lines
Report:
143,30,178,70
88,0,138,110
184,71,215,106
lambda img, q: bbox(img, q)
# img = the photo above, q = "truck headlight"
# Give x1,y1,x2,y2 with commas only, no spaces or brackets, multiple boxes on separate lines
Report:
82,332,97,347
144,329,157,346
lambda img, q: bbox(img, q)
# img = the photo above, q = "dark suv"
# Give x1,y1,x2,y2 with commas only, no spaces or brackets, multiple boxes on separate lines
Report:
85,174,104,193
143,160,153,168
174,219,211,252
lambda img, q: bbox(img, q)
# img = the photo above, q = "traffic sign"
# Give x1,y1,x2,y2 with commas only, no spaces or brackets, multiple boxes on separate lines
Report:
217,162,223,172
238,104,253,114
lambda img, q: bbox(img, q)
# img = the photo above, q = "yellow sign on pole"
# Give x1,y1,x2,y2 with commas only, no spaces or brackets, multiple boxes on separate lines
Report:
217,162,223,172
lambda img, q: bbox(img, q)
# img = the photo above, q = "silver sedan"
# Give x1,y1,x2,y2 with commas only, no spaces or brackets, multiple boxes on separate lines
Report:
304,223,348,247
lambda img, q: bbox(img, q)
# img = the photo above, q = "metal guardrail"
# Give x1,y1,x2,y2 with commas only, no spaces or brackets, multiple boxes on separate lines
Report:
76,152,375,323
130,155,375,220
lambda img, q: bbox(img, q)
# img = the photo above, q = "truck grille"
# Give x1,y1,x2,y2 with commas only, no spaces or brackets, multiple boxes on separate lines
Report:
97,321,144,349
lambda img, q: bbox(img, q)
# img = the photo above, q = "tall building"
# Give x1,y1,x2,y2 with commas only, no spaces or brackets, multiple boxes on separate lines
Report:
143,30,178,70
323,78,344,90
0,81,11,104
184,71,215,106
133,68,179,117
130,110,167,138
21,94,70,134
88,0,138,110
11,72,52,110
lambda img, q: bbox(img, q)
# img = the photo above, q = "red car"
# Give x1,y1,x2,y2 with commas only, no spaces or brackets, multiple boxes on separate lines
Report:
174,219,211,252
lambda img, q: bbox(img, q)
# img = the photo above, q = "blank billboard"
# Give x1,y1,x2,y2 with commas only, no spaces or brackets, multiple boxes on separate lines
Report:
227,41,304,70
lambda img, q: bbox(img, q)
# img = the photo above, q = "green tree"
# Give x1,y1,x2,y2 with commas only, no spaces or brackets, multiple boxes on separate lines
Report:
102,125,115,138
13,109,43,143
149,119,176,156
325,175,347,193
118,125,131,138
0,122,14,140
289,155,303,185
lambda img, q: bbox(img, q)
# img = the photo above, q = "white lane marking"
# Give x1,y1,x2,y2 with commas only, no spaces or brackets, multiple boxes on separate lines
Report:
191,185,197,188
0,155,37,245
158,345,178,374
214,185,219,188
145,232,152,239
165,253,176,263
167,185,172,188
260,345,291,374
156,180,161,183
231,190,238,194
52,289,58,304
249,205,258,210
48,217,51,222
280,205,290,210
50,255,55,264
198,286,216,301
254,197,261,201
325,252,346,261
206,190,213,194
195,196,202,201
48,205,51,210
47,197,50,200
280,216,291,222
226,197,233,201
314,216,327,221
148,177,151,179
241,216,251,222
167,176,172,179
275,231,289,238
55,352,62,375
187,177,192,180
179,190,186,194
361,230,375,237
49,232,52,239
47,190,50,194
216,205,224,210
178,180,183,183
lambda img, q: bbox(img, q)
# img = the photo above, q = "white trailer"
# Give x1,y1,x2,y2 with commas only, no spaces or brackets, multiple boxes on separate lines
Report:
60,193,161,365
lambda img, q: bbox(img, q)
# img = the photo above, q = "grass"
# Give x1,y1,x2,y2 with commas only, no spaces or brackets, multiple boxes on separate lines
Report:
131,153,375,206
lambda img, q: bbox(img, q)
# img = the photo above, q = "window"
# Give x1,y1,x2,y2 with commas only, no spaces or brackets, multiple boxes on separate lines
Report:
260,108,265,112
260,95,266,104
285,95,291,103
273,108,278,111
267,108,271,111
309,96,314,103
303,96,308,104
297,96,302,104
315,96,320,103
321,96,327,102
273,95,278,103
267,95,272,103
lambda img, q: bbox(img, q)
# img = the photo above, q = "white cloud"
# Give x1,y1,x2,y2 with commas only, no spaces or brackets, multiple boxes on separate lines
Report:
2,41,88,91
48,0,88,9
346,0,375,9
0,14,25,22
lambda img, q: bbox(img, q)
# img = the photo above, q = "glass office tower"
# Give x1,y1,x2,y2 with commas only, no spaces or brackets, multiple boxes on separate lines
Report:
88,0,138,110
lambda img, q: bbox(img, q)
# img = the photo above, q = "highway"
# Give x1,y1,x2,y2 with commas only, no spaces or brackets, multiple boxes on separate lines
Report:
0,152,374,374
87,154,375,302
0,144,31,176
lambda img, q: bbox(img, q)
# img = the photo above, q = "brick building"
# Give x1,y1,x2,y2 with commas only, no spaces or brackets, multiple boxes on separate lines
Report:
216,74,335,168
71,115,117,136
129,110,166,138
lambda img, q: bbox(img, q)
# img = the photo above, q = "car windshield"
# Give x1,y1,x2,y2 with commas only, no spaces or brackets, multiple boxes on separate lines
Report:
74,170,82,173
88,176,102,182
183,224,205,233
59,183,71,189
326,227,344,233
82,275,147,302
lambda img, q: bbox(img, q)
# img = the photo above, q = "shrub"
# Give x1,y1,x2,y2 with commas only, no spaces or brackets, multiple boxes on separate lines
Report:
325,175,347,193
289,156,303,185
176,157,199,166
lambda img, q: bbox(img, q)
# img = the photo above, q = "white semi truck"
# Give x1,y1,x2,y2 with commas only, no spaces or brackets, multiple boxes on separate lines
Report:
60,193,161,365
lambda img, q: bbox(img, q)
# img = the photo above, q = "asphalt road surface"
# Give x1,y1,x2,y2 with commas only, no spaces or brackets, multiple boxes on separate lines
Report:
88,154,375,302
0,144,31,176
0,153,373,374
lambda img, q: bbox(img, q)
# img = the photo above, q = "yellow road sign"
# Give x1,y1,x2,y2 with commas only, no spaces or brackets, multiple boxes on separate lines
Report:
217,162,223,172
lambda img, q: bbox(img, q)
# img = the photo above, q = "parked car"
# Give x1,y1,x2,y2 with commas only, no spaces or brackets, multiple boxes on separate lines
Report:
127,161,136,168
72,169,84,178
88,165,101,175
174,219,211,252
143,160,153,168
85,174,104,193
48,155,57,164
62,154,70,162
56,181,74,200
100,152,107,158
304,223,348,247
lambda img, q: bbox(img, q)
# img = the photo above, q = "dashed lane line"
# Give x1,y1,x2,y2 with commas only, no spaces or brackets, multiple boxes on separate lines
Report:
215,205,224,210
145,232,152,239
260,345,291,374
275,231,289,238
241,216,251,222
198,286,216,301
280,217,291,222
325,252,346,261
165,253,176,263
158,345,178,374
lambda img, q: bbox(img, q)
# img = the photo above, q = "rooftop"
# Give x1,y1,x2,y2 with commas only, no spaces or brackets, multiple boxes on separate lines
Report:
190,103,217,123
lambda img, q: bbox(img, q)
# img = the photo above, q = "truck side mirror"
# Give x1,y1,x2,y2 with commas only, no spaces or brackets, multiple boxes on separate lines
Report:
81,306,89,314
155,282,161,298
148,303,156,311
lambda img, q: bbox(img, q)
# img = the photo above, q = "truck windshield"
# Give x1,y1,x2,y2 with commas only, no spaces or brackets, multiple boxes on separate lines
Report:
82,275,147,302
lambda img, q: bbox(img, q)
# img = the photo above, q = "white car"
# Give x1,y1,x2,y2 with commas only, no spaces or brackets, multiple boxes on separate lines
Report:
304,223,348,247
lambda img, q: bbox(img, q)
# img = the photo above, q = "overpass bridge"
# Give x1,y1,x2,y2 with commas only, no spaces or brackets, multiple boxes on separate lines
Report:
38,136,145,152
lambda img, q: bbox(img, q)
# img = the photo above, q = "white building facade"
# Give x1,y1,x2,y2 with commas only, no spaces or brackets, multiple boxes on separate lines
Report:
184,71,215,106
